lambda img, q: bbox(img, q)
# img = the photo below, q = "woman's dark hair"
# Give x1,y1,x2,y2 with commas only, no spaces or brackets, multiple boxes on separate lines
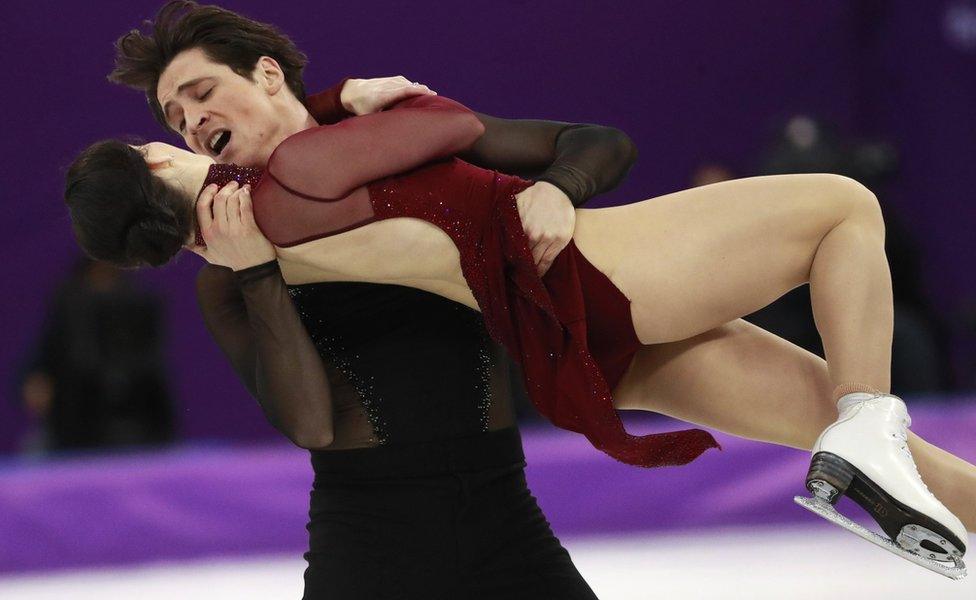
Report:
64,140,193,268
109,0,308,131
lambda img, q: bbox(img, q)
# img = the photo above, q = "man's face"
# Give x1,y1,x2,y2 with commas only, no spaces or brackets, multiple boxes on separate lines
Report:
156,47,284,167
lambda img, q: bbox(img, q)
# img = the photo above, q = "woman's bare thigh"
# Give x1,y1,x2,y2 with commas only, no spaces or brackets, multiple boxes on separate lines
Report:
573,174,875,344
611,318,836,449
611,320,976,530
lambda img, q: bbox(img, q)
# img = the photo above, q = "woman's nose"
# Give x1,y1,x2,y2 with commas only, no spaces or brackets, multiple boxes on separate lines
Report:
188,113,209,136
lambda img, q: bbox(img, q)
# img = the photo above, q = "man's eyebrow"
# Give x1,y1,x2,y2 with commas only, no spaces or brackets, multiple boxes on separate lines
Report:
162,77,212,124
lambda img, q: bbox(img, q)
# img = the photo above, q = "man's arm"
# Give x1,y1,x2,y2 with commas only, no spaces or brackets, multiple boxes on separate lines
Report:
459,114,637,208
196,262,335,449
457,113,638,274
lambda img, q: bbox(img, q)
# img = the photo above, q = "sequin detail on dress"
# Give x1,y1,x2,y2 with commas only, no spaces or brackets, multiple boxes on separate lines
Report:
195,164,266,247
204,163,264,188
287,285,388,444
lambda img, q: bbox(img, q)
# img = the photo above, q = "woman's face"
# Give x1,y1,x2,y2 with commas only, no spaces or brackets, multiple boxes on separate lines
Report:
130,141,207,247
132,141,194,173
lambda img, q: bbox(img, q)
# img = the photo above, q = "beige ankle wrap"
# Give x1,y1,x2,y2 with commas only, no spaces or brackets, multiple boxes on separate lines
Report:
831,382,883,403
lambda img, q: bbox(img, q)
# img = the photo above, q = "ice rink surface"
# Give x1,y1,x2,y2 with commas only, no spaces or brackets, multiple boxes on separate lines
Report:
1,526,972,600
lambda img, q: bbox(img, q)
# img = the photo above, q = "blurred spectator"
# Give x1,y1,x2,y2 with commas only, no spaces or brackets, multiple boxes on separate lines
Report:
742,114,952,395
16,257,175,452
690,162,736,187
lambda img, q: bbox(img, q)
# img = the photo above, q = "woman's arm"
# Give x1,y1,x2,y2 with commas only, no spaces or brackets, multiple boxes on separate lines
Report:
304,76,436,125
304,77,354,125
303,87,638,207
195,261,334,449
268,95,485,200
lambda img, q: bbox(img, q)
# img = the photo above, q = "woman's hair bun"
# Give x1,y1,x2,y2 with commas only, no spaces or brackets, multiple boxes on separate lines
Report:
64,139,193,269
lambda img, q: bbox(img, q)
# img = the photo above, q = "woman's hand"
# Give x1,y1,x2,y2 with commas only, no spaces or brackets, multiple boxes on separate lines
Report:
186,181,276,271
340,76,436,116
515,182,576,276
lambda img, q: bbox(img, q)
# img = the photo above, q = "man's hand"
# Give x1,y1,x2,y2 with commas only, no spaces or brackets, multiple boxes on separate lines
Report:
340,76,436,116
515,182,576,276
186,181,277,271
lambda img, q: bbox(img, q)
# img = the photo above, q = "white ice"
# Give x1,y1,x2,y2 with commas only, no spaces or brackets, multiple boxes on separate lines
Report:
0,526,972,599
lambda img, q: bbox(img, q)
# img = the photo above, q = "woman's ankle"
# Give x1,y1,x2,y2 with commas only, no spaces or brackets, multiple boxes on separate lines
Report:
831,382,882,404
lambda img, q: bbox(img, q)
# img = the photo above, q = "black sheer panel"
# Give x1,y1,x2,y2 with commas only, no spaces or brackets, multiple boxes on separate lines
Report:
196,264,514,452
287,282,515,445
195,261,336,449
485,341,518,431
317,359,378,450
459,114,638,207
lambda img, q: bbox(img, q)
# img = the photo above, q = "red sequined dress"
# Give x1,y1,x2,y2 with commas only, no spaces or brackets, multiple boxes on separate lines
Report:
201,95,719,467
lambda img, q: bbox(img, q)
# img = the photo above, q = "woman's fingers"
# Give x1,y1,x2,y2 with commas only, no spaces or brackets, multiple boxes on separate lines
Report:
390,82,434,102
530,236,550,269
192,183,272,270
239,185,257,228
195,183,218,232
212,180,239,228
226,189,242,233
537,240,566,276
196,181,241,258
228,185,254,233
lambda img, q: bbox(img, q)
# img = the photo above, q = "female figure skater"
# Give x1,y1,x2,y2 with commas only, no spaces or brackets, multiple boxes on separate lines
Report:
65,92,975,576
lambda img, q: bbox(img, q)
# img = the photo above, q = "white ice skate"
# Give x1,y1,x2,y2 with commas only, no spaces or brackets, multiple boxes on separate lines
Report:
794,392,968,579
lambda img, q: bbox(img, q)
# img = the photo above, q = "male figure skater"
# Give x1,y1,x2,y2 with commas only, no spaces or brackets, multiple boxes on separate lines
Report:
108,2,637,597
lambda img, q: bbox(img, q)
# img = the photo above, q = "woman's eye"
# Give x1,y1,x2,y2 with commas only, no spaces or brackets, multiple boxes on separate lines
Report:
200,88,213,100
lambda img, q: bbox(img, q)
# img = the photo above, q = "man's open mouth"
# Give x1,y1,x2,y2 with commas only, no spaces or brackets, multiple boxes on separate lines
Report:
207,130,232,157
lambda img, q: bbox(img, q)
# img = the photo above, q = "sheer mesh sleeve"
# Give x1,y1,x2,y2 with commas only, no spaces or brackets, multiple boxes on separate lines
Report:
195,260,334,449
304,77,354,125
300,86,635,206
267,95,485,200
458,114,638,207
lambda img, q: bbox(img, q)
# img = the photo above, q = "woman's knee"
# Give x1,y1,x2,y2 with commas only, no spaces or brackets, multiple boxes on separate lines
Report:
820,174,885,234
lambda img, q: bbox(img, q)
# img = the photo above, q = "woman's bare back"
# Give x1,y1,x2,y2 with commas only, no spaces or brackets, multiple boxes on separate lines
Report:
276,216,479,309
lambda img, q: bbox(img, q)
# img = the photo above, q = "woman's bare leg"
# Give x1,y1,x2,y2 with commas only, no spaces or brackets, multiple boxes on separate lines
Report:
612,318,976,532
574,173,893,393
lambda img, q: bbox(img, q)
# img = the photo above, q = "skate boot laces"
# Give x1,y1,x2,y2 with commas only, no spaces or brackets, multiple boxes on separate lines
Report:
891,414,932,494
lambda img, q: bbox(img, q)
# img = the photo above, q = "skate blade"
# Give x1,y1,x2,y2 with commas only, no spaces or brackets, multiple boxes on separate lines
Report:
794,495,967,580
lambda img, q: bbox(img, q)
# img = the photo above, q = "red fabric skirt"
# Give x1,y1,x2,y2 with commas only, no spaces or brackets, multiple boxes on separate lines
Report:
371,167,720,467
474,177,720,467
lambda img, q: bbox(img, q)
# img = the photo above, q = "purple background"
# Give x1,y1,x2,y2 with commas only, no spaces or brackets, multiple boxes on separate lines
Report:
2,1,974,452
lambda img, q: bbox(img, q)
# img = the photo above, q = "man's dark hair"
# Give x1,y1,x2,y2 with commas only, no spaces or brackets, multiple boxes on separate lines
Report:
109,1,308,130
64,140,194,268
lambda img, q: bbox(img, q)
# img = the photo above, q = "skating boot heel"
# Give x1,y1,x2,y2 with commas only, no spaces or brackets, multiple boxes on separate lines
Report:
805,451,855,504
795,392,968,579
